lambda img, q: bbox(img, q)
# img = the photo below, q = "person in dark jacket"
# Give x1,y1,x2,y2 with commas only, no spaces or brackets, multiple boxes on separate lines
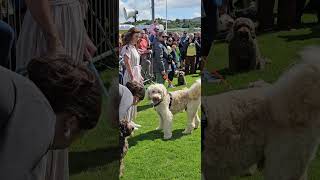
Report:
257,0,276,32
0,20,14,70
278,0,297,30
152,31,170,84
179,31,189,65
194,32,201,73
201,0,220,82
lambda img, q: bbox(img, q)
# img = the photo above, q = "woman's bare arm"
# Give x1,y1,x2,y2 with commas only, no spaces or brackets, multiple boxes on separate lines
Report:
24,0,62,51
124,55,134,80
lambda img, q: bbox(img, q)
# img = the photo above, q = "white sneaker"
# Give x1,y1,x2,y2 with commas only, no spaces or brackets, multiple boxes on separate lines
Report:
131,121,141,128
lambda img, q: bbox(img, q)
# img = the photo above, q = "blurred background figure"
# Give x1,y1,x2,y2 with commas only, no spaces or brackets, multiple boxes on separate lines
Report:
0,56,102,180
138,29,152,80
185,33,196,75
0,20,14,69
201,0,219,82
194,32,201,72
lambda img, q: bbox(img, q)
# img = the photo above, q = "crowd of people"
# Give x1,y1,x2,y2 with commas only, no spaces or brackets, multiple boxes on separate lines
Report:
118,23,202,148
119,21,201,88
0,0,111,180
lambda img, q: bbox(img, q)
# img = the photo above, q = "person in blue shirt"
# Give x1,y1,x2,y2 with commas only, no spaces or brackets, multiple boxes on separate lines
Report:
0,20,14,69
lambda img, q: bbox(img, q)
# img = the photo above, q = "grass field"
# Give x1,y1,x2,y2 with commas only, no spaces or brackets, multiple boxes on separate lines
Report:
204,16,320,179
69,70,120,180
121,75,201,180
68,15,319,180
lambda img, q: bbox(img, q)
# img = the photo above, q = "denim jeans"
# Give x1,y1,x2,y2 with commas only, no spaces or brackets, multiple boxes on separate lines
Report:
0,21,15,69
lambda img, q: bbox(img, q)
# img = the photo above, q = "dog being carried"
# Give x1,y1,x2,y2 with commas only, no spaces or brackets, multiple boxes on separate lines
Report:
147,79,201,139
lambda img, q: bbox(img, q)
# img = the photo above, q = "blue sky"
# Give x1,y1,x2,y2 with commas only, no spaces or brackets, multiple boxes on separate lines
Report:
120,0,201,23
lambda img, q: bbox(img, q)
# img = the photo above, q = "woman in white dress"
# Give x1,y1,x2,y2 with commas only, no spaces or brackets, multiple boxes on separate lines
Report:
16,0,96,72
121,27,143,85
121,27,143,128
15,0,96,179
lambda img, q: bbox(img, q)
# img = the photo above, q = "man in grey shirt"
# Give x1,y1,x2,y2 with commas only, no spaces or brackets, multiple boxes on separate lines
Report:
152,31,170,84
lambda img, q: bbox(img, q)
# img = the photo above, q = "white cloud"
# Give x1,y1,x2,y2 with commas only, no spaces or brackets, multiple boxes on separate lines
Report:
120,0,200,23
192,12,201,18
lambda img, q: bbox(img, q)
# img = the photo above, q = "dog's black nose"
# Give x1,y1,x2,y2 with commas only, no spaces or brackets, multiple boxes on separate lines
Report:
131,127,135,131
238,31,249,39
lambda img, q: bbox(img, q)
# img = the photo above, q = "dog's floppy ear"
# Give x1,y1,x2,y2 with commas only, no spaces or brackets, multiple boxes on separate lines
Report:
226,18,238,42
146,85,152,100
159,84,168,98
248,18,256,39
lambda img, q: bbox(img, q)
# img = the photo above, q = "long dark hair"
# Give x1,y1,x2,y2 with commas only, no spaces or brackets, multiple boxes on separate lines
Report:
124,27,141,45
27,55,102,130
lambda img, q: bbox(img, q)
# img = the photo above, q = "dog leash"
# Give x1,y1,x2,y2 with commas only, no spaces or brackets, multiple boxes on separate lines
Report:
212,69,233,89
87,60,109,96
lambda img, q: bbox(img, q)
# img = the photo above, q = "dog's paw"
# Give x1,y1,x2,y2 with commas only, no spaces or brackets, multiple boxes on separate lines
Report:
182,129,192,134
163,134,172,140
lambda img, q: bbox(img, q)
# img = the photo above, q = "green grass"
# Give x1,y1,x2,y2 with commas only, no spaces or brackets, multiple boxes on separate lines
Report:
69,70,120,180
204,22,320,95
121,75,201,180
204,21,320,179
68,15,320,180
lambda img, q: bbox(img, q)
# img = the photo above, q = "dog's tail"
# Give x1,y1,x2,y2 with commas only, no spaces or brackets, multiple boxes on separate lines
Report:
188,79,201,100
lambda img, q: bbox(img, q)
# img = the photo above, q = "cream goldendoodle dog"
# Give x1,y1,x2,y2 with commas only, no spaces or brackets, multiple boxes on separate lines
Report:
147,79,201,139
202,46,320,180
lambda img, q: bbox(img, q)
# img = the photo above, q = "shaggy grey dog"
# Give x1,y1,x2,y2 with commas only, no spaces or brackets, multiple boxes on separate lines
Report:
227,17,266,72
119,120,134,177
176,70,187,86
202,46,320,180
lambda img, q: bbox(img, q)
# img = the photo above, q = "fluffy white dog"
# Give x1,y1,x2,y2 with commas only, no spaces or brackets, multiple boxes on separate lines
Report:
147,79,201,139
202,46,320,180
